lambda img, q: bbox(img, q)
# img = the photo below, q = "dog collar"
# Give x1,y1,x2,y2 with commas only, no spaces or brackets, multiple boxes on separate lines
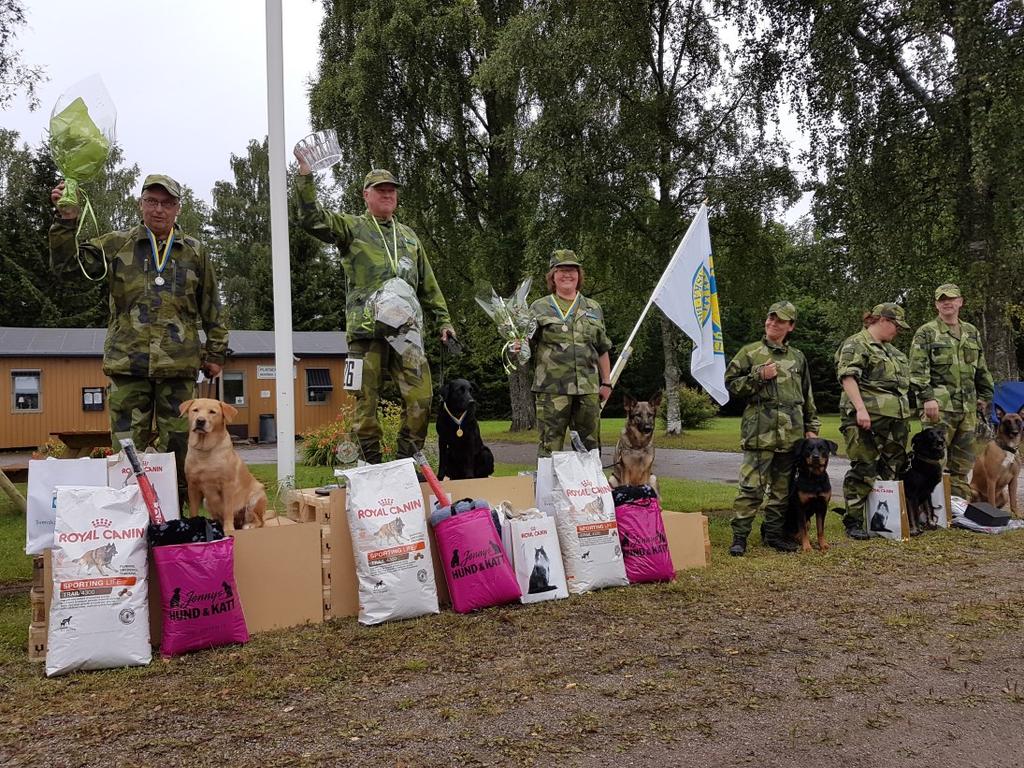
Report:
998,442,1019,454
912,454,945,466
443,402,467,437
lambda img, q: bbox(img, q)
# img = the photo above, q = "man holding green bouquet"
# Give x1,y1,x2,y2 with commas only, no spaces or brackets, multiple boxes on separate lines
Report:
49,174,228,511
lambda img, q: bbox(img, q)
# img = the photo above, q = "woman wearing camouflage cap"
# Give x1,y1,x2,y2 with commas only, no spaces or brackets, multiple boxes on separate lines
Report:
725,301,820,556
835,303,913,539
528,250,613,457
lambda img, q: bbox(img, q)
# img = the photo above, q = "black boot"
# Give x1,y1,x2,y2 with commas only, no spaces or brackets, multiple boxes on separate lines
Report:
844,523,870,540
728,535,747,557
763,533,798,553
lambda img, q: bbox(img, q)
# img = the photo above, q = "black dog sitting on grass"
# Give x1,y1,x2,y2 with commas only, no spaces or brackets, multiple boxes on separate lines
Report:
901,426,946,536
436,378,494,480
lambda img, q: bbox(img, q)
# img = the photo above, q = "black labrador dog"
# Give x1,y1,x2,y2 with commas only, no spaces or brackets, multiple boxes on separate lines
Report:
436,378,494,480
901,426,947,536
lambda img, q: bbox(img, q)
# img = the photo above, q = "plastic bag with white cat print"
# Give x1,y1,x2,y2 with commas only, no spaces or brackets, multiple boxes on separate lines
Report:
504,512,568,604
339,458,439,625
551,449,628,594
46,485,151,677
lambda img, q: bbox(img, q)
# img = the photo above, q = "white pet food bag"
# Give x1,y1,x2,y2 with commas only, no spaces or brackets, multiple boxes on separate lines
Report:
551,450,629,594
508,515,569,604
26,457,107,554
341,458,440,625
46,485,152,677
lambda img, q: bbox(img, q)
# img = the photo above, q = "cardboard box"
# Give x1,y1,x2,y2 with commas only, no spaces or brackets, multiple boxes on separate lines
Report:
38,520,324,658
28,623,46,662
661,511,710,571
326,475,537,620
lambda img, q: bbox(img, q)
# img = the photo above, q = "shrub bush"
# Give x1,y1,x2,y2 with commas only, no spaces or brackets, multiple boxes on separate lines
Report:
300,401,357,467
658,385,719,430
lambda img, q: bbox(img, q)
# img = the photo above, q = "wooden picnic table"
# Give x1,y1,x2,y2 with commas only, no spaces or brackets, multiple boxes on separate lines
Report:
51,430,113,459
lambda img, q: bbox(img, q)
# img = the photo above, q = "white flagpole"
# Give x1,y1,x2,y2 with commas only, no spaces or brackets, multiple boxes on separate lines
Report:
266,0,296,485
607,203,709,387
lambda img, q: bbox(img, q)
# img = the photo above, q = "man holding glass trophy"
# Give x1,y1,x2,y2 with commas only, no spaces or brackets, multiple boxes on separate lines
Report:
293,132,456,465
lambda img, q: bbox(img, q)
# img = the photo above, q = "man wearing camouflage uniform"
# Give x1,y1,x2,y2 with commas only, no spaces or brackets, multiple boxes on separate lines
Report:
909,283,994,499
529,250,613,457
49,175,228,509
293,155,455,463
725,301,820,555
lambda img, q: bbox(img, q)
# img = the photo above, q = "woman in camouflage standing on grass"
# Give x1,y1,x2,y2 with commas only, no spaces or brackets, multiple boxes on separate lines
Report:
835,303,913,539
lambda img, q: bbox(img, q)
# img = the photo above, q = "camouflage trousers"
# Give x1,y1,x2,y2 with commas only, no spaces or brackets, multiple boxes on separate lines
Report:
731,449,796,539
347,338,432,464
925,410,977,499
841,415,910,530
534,392,601,458
108,375,194,511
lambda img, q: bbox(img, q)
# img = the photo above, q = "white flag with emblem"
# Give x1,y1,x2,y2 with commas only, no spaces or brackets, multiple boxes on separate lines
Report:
650,204,729,405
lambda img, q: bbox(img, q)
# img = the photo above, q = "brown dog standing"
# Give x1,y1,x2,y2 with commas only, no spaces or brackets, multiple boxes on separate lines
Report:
180,398,267,533
970,405,1024,517
609,392,662,495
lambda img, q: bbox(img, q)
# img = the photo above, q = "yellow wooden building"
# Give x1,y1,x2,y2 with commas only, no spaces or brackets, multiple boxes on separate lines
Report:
0,327,350,450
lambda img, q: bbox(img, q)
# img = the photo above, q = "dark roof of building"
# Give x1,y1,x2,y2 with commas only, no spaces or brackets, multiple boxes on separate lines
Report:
0,328,348,357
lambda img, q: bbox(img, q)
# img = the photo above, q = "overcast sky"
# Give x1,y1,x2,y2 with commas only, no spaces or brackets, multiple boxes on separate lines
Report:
5,0,324,201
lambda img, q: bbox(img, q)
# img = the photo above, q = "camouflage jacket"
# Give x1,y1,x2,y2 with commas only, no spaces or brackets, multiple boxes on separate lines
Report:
293,174,453,340
725,337,820,451
529,294,612,395
49,218,228,379
908,318,994,413
835,329,911,419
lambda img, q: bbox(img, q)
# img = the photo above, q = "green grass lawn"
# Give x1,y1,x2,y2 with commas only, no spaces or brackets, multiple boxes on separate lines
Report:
471,414,846,454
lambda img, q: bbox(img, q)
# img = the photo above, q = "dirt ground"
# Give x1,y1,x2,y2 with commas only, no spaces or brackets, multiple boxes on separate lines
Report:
2,522,1023,767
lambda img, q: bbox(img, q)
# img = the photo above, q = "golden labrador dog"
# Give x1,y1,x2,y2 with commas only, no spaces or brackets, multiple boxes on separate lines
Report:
180,398,267,533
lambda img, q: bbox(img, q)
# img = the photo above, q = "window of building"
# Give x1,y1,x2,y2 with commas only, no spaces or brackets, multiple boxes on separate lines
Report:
305,368,333,404
12,370,41,412
223,371,246,406
82,386,105,412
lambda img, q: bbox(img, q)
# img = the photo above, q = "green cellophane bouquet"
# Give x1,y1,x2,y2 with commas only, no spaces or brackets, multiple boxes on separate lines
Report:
475,277,536,372
49,75,116,232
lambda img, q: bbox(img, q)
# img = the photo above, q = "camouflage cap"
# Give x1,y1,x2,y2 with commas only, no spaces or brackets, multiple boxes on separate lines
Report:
142,174,182,199
872,302,910,329
549,249,581,269
935,283,962,300
767,300,797,322
363,169,402,189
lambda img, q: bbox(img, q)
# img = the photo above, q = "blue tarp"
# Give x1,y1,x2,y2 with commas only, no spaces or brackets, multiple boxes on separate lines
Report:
991,381,1024,422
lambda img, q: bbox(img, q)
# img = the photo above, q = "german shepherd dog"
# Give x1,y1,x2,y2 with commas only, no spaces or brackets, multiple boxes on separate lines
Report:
970,405,1024,517
784,438,838,552
436,379,495,480
609,392,663,495
74,542,117,575
902,427,947,535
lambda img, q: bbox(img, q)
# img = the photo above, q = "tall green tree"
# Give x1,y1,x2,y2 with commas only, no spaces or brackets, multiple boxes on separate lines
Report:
209,137,343,332
751,0,1024,378
516,0,798,430
0,0,44,110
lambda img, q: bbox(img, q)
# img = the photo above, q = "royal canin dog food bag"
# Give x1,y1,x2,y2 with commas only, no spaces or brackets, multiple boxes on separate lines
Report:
46,485,152,677
501,513,569,605
550,450,629,594
340,458,440,625
612,487,675,584
434,507,521,613
153,537,248,657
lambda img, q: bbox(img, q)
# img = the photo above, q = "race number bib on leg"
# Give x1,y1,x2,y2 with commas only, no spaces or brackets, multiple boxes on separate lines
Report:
343,358,363,391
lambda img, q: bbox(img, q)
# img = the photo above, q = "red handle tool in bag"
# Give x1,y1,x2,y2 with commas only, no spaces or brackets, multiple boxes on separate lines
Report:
413,451,449,509
119,438,166,524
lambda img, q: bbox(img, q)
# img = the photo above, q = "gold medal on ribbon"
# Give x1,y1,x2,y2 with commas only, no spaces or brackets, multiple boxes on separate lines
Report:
456,428,464,438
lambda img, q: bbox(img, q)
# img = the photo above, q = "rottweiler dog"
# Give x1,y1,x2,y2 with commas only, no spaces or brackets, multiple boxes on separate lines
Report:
784,437,838,552
436,378,494,480
901,426,947,535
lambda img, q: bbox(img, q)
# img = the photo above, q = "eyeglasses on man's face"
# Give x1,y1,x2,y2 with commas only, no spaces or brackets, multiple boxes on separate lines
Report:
141,197,179,210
